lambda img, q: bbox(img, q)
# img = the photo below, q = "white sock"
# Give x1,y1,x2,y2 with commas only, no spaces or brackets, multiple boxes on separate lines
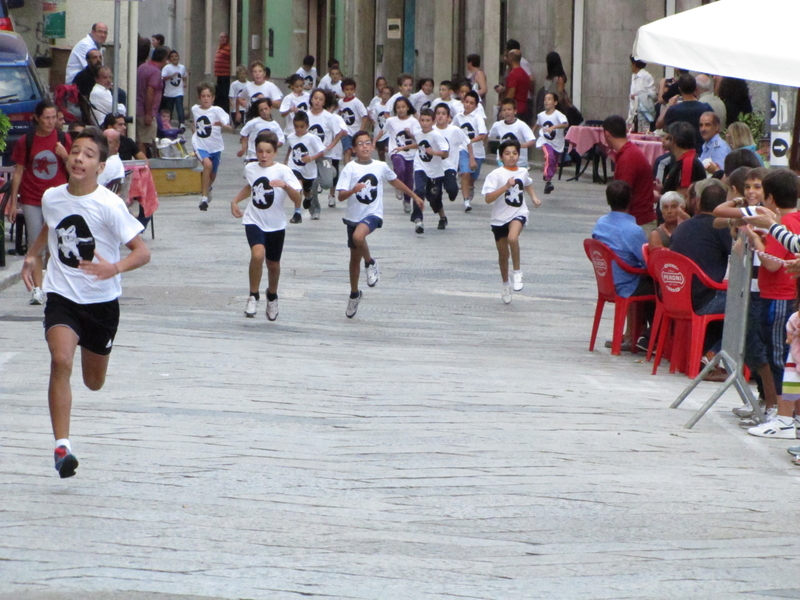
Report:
55,438,71,452
513,270,521,275
776,415,794,425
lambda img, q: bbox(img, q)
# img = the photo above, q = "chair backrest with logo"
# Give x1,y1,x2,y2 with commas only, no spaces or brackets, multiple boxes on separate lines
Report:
584,238,618,302
648,249,726,320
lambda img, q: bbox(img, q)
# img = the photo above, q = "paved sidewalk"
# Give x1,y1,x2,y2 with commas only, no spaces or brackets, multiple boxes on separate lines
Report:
1,135,799,600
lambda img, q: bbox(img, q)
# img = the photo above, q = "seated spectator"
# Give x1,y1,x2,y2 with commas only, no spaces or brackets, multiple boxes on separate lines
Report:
602,115,657,234
648,191,686,249
660,121,706,200
699,111,731,175
656,73,712,152
723,147,762,179
67,120,85,143
695,74,727,126
90,66,126,125
670,183,776,392
73,49,103,98
103,113,147,162
97,128,125,187
726,122,764,166
653,131,673,185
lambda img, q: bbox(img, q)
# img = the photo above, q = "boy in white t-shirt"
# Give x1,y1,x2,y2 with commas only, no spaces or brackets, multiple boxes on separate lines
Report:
336,130,423,318
482,139,542,304
244,62,283,110
296,55,318,90
488,98,536,168
534,91,569,194
434,103,473,209
161,50,187,125
231,131,302,321
21,128,151,478
453,91,487,210
385,73,414,117
228,65,248,127
192,82,233,210
370,84,393,161
338,77,369,163
318,58,340,92
435,81,463,118
284,111,326,224
238,98,285,162
411,108,450,233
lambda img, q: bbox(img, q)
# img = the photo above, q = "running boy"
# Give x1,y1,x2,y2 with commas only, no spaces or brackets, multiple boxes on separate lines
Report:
295,55,318,90
385,73,414,117
285,111,326,224
488,98,536,168
192,82,232,211
20,127,151,478
336,131,423,318
371,84,393,162
482,139,541,304
338,77,369,163
410,78,435,114
435,81,463,118
411,108,450,233
229,65,248,126
244,62,283,109
231,131,302,321
434,103,473,209
238,98,285,162
534,91,569,194
453,90,487,209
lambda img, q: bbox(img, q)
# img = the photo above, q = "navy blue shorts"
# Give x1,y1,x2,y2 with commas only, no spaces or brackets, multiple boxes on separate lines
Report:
44,292,120,356
245,225,286,262
343,215,383,248
491,216,527,242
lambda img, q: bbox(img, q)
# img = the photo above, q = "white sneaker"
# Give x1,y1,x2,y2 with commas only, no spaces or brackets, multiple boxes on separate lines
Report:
366,260,379,287
266,298,279,321
29,287,44,305
403,199,411,213
512,271,523,292
501,282,512,304
464,199,472,212
244,296,258,317
346,291,362,318
395,189,403,201
328,196,336,208
747,416,796,439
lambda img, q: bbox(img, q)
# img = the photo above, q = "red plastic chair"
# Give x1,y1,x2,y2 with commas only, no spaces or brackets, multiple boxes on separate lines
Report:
642,243,666,362
648,249,726,379
584,238,655,356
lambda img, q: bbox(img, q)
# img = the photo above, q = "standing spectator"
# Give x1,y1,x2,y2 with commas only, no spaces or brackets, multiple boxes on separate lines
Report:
699,111,731,174
161,50,187,126
65,23,108,84
628,56,656,132
214,32,232,112
151,34,166,54
602,115,657,234
726,122,764,166
718,77,752,127
73,49,103,98
657,74,712,152
696,74,727,126
136,47,169,155
536,51,568,115
465,54,487,103
504,50,531,123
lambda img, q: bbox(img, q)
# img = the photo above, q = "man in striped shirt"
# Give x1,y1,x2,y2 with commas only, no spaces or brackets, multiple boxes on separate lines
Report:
214,32,231,112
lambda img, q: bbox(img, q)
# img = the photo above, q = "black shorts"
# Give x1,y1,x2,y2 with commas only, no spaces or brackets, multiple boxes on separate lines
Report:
44,292,120,356
491,216,527,242
291,170,315,196
376,138,388,153
344,216,383,249
245,225,286,262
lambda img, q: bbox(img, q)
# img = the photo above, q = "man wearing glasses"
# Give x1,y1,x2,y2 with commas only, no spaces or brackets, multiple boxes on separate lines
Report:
66,23,109,84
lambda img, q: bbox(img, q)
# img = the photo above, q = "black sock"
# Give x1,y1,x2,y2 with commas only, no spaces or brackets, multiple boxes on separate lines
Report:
365,259,374,267
250,292,260,301
350,291,360,299
266,291,278,302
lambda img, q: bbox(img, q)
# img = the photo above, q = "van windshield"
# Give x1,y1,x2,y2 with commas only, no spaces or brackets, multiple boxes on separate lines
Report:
0,66,39,104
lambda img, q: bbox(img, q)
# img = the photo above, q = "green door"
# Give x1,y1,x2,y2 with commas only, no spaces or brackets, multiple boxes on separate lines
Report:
264,0,292,78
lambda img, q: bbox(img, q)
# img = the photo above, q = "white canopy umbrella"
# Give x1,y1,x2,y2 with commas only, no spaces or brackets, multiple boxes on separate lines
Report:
632,0,800,87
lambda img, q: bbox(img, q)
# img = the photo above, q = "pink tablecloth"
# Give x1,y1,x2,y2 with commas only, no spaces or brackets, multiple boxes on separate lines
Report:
565,126,664,167
125,165,159,218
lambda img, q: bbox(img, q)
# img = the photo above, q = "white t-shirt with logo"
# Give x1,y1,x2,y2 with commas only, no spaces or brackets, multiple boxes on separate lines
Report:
278,92,311,135
370,99,391,142
42,184,144,304
386,92,406,116
336,159,397,222
295,66,318,90
436,124,470,172
338,96,368,136
306,109,342,153
326,112,348,160
384,116,422,161
535,109,569,153
413,129,449,179
488,118,536,167
409,90,435,114
454,111,487,159
433,98,463,118
97,154,125,187
242,162,302,232
191,105,230,153
229,80,248,111
240,117,285,160
244,81,284,106
286,132,326,180
482,166,532,227
161,64,186,98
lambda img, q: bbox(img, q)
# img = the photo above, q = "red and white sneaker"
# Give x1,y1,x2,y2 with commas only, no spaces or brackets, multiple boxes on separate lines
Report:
54,445,79,478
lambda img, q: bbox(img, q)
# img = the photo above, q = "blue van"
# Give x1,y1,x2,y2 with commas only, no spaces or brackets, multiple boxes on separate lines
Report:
0,30,48,161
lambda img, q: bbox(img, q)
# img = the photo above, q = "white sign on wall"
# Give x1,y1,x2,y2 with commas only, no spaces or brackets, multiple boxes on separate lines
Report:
770,131,792,167
387,18,401,40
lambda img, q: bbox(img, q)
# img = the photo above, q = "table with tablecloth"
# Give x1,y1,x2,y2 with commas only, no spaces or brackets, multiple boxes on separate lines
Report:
564,126,666,182
123,163,159,218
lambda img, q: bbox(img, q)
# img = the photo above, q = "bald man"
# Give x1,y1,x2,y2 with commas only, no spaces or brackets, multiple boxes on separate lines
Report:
98,129,126,188
504,50,531,122
66,22,108,83
90,66,127,125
